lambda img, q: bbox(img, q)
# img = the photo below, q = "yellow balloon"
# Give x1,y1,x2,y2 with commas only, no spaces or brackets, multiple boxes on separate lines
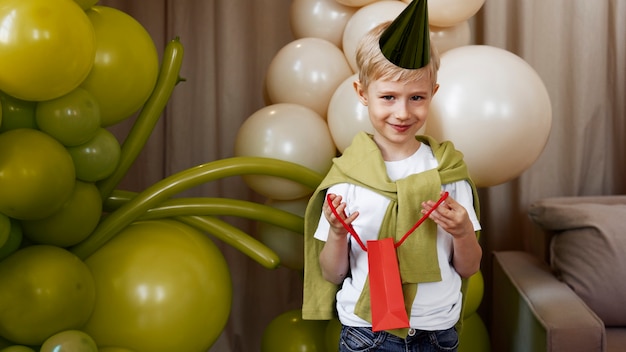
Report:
265,38,352,117
290,0,357,48
83,220,232,352
40,330,98,352
0,129,76,220
0,0,96,101
459,313,491,352
21,181,102,247
261,310,328,352
81,6,159,126
464,270,484,318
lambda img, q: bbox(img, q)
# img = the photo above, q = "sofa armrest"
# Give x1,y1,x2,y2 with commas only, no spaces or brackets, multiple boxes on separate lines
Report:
492,251,606,352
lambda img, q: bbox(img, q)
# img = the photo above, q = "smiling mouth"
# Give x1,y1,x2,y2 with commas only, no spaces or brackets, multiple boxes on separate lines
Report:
390,124,412,132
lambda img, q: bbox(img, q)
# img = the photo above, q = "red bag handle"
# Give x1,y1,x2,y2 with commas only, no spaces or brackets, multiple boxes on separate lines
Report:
326,191,449,251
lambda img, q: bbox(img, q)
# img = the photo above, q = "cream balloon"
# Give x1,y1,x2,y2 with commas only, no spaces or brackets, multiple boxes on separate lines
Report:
430,21,471,54
265,38,353,118
342,1,407,72
426,45,552,187
327,73,372,152
256,197,309,271
413,0,486,28
234,103,336,200
335,0,379,7
290,0,357,48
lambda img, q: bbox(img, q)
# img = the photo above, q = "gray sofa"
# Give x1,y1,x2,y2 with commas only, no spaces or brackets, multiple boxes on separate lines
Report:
491,195,626,352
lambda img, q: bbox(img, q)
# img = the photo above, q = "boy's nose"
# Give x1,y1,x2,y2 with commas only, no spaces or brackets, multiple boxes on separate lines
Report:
394,104,410,119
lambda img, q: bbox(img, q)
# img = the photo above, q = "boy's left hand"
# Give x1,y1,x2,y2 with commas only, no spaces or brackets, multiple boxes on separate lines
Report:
421,193,474,239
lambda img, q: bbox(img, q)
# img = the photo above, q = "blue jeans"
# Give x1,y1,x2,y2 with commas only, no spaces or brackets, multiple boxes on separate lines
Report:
339,325,459,352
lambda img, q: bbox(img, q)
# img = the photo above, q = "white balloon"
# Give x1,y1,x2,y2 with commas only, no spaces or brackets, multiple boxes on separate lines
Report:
402,0,486,28
327,74,373,152
335,0,379,7
342,1,407,72
290,0,357,48
430,21,471,54
265,38,353,118
234,103,337,200
426,45,552,187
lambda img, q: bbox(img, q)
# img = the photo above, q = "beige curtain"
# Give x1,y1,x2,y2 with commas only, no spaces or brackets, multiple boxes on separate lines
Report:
98,0,625,351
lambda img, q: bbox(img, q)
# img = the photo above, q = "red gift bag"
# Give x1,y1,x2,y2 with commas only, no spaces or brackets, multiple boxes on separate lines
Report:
367,237,409,331
326,192,448,331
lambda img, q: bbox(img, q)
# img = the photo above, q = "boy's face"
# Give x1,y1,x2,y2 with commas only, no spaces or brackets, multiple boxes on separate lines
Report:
354,76,438,157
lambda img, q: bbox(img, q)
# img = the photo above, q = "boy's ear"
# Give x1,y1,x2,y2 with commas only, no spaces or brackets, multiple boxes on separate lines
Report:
353,80,368,106
432,83,440,96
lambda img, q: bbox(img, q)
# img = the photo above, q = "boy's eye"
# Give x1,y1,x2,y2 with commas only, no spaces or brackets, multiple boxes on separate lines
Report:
381,95,394,100
411,95,424,101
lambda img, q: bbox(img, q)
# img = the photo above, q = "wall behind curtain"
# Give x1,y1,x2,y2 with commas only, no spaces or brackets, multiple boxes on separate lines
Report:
98,0,625,351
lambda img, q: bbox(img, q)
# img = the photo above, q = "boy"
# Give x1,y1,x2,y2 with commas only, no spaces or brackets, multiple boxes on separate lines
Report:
302,0,482,351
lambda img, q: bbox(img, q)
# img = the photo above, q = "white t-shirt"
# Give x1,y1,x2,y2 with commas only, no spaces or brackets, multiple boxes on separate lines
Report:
314,143,481,330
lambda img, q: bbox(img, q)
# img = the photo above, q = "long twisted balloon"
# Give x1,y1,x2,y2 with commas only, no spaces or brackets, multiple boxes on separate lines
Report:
97,37,185,199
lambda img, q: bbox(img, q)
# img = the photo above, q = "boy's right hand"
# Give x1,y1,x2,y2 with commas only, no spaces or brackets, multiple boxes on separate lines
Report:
324,193,359,235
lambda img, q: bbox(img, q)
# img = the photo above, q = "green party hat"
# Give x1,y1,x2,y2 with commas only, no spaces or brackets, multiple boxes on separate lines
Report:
379,0,430,69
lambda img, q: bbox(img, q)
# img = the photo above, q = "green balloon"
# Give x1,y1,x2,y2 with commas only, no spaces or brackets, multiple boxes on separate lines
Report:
67,128,121,182
0,92,36,133
36,87,101,147
261,310,328,352
459,313,491,352
0,346,36,352
0,218,22,261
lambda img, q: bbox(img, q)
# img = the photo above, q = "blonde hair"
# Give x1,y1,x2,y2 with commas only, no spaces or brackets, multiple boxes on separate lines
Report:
355,21,440,91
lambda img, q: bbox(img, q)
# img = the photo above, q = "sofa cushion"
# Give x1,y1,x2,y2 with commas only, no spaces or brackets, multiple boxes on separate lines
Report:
529,198,626,326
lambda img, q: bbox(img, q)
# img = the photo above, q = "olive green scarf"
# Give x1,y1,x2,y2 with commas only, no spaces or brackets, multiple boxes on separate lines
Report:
302,132,479,337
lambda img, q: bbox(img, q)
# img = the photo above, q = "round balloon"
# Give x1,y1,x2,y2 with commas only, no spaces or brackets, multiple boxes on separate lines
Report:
327,73,373,152
261,310,328,352
0,0,96,101
290,0,357,48
0,218,22,261
0,347,36,352
234,103,336,200
0,245,95,345
342,1,407,72
430,21,471,54
335,0,378,7
426,45,552,187
21,181,102,247
83,220,232,352
404,0,485,28
0,129,76,220
0,93,37,133
257,197,309,271
35,87,101,147
66,128,121,182
459,313,490,352
81,6,159,126
464,270,484,318
40,330,98,352
265,38,352,118
325,318,342,351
